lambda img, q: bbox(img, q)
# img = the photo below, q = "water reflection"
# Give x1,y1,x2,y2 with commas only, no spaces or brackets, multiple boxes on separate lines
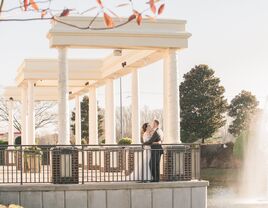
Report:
208,186,268,208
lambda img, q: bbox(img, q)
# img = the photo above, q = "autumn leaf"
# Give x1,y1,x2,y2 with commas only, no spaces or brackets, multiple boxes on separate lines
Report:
103,13,114,28
96,0,103,8
136,14,142,26
128,14,136,22
158,4,165,15
60,9,70,17
29,0,39,11
146,0,160,4
24,0,28,11
41,10,47,18
149,0,156,14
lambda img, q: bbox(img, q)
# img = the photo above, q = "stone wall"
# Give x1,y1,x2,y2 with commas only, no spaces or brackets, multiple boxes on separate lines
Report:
0,181,208,208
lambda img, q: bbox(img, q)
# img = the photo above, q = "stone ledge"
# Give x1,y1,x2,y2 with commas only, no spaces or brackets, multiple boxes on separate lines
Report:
0,181,209,192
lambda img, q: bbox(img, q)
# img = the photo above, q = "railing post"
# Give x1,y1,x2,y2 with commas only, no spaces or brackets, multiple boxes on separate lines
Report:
20,145,23,185
82,145,84,184
141,145,144,182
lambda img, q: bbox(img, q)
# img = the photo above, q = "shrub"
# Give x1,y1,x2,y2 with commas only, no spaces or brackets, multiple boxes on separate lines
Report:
118,137,132,145
0,140,8,145
100,139,105,144
81,138,88,145
14,136,21,146
0,140,8,151
24,146,42,156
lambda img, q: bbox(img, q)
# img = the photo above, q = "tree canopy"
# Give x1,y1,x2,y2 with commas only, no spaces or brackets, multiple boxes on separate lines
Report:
180,64,228,143
228,90,258,137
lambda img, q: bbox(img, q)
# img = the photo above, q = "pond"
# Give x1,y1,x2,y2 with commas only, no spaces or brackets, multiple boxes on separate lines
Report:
208,185,268,208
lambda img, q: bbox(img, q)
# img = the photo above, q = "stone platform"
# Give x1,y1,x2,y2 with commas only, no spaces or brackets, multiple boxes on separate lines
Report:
0,181,208,208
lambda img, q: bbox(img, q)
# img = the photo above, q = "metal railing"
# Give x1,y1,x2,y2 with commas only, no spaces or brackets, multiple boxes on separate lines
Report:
0,144,200,184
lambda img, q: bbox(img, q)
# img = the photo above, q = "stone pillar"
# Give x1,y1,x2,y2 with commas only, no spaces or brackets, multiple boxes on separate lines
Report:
58,47,70,145
75,95,81,145
7,99,14,146
88,87,98,144
21,85,28,145
105,79,115,144
27,81,35,145
163,49,180,143
131,69,140,144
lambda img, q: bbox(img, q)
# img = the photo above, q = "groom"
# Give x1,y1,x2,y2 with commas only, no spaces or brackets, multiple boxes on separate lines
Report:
143,120,163,182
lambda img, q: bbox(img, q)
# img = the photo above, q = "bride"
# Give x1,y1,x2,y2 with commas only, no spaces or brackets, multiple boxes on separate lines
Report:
141,123,153,181
130,123,152,181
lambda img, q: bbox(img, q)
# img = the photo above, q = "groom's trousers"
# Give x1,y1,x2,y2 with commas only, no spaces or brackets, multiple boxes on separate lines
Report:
150,144,163,182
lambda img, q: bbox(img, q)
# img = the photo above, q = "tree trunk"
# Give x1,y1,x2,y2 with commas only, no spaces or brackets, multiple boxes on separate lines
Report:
202,138,205,143
0,0,4,13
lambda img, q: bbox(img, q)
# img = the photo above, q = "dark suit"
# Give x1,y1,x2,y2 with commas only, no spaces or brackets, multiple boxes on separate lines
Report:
143,129,163,182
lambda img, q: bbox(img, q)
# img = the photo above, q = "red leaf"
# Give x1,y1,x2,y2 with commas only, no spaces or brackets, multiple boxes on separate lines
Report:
128,14,136,22
60,9,70,17
29,0,39,11
41,10,47,18
96,0,103,7
24,0,28,11
103,13,114,28
158,4,165,15
136,14,142,26
149,0,156,14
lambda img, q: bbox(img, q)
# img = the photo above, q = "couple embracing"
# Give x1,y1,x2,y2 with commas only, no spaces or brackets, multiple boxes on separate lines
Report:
141,119,163,182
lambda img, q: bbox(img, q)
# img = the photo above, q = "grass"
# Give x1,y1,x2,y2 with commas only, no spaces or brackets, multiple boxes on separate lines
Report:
201,168,241,186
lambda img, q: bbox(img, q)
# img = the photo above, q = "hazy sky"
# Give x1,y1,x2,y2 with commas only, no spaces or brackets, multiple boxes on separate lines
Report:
1,0,268,110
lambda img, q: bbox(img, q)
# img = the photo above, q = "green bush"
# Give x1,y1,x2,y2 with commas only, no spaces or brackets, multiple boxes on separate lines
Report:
0,140,8,145
118,137,132,145
81,138,88,145
14,136,21,146
24,146,42,157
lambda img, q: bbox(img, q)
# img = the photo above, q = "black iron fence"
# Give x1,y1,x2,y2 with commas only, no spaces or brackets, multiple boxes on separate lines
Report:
0,144,200,184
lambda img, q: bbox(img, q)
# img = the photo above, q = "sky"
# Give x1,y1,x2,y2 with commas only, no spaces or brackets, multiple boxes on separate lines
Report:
1,0,268,110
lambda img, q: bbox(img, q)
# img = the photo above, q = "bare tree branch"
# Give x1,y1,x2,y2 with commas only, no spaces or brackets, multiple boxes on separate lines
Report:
0,99,56,132
0,0,165,30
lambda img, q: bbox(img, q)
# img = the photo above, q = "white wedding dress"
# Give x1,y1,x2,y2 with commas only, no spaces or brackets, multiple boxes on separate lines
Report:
130,133,152,181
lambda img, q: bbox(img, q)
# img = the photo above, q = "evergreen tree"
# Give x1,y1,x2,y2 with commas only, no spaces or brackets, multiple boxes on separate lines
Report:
71,96,104,143
228,90,258,137
180,65,228,143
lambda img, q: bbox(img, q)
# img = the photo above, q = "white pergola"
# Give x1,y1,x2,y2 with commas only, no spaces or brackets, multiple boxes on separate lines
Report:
4,16,191,145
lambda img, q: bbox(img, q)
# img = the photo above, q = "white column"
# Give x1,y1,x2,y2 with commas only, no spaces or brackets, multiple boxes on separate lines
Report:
58,47,70,145
7,99,14,146
105,79,116,144
27,81,35,145
163,53,169,142
75,95,81,145
131,69,140,144
21,85,28,145
88,87,98,144
163,49,181,143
